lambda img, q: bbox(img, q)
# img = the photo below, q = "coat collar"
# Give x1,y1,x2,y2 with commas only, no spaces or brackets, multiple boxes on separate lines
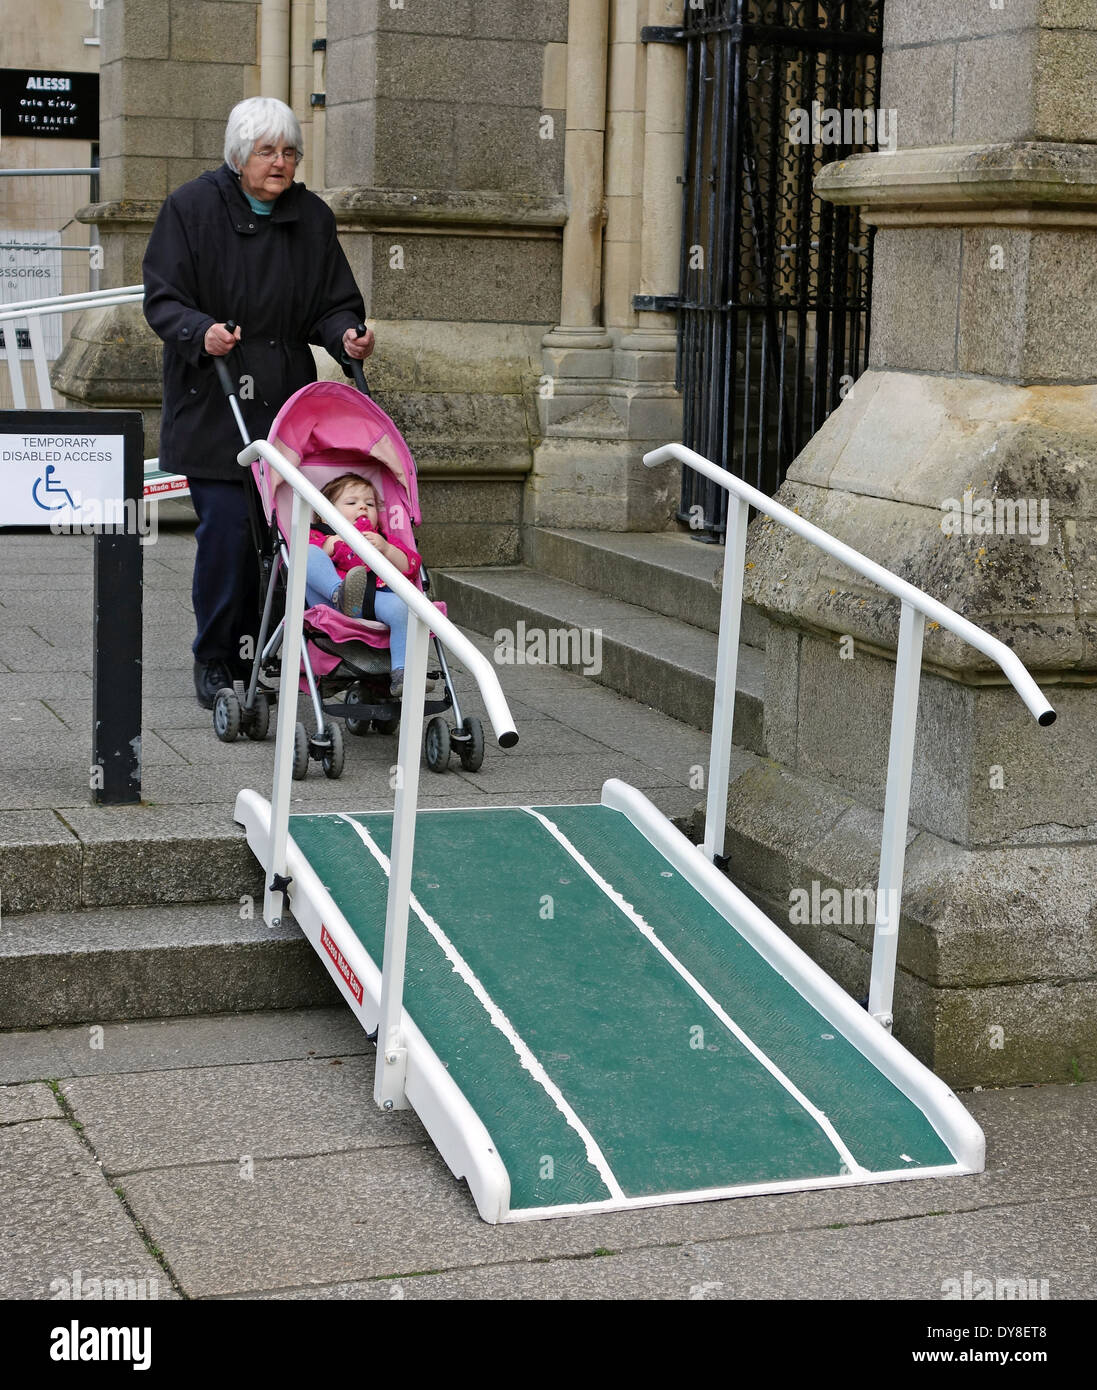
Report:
204,162,303,233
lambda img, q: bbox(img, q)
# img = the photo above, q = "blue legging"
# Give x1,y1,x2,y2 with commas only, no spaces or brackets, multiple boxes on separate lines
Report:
305,545,408,670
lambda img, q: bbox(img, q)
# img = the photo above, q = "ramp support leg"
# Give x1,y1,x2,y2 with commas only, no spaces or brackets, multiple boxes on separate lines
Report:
703,497,749,864
374,607,431,1111
264,490,311,926
868,601,925,1031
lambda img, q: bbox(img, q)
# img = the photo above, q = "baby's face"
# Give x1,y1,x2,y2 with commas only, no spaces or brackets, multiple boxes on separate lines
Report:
334,482,379,525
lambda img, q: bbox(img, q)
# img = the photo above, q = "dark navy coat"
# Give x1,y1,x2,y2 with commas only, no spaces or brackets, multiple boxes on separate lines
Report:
142,163,365,481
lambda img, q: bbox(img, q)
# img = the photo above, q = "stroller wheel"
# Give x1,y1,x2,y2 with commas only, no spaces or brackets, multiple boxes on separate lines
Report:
244,689,271,741
213,688,241,743
372,715,399,736
321,719,345,780
344,684,369,737
292,722,309,780
424,716,451,773
457,716,485,773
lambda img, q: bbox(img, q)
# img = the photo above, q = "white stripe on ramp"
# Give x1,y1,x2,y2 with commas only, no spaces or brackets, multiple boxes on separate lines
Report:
522,806,869,1178
335,813,626,1202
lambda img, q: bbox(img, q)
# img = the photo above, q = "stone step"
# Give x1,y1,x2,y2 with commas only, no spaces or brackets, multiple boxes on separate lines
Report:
524,527,769,645
2,806,265,917
0,901,337,1030
431,564,766,750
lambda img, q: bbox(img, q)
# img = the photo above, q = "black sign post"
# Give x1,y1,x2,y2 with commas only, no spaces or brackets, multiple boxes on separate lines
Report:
0,409,143,805
91,415,144,805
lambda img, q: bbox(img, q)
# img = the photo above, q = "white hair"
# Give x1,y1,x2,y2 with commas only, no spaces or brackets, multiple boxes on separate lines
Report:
223,97,303,171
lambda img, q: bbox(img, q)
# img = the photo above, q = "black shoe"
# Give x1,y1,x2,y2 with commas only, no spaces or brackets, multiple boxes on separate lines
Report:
194,658,233,710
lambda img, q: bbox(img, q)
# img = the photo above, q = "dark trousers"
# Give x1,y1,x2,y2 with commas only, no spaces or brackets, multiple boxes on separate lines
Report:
188,477,261,671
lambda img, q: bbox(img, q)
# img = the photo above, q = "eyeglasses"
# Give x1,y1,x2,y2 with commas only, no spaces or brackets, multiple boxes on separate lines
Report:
252,146,299,164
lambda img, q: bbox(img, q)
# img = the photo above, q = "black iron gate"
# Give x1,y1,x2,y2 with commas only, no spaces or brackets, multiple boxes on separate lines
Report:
659,1,883,538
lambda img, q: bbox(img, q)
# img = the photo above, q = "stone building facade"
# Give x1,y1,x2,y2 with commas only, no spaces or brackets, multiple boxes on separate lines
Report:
51,0,1097,1086
61,0,686,562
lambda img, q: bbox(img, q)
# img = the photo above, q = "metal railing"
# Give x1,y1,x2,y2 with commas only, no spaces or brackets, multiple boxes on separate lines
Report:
644,441,1056,1032
0,283,143,409
238,435,519,1111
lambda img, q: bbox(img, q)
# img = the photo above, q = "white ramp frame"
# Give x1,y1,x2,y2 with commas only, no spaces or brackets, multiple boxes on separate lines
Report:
236,437,518,1112
644,442,1056,1031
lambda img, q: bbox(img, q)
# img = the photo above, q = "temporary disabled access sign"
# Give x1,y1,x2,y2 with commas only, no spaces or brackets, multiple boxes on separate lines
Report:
0,423,126,527
0,410,144,805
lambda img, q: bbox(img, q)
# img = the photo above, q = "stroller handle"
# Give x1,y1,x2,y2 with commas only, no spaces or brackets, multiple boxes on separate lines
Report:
213,321,251,447
347,322,371,398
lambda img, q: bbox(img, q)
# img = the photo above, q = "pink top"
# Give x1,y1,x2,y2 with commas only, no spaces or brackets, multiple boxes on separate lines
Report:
309,513,422,590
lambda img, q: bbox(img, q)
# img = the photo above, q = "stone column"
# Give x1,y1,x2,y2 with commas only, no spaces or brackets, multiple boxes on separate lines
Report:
322,0,568,564
529,0,683,531
543,0,613,362
719,2,1097,1086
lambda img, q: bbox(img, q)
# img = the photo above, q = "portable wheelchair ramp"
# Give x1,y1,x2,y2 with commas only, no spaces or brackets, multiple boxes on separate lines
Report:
235,783,980,1222
232,435,1055,1224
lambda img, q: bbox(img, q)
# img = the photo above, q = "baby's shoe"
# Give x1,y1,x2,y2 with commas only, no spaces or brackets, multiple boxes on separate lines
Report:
389,668,439,699
334,566,371,618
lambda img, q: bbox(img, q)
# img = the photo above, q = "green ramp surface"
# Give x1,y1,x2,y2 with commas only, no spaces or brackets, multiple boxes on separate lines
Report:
289,804,954,1214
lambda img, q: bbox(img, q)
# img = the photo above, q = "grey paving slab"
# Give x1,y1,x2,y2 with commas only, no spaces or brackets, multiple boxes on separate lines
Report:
450,718,613,760
0,1030,72,1086
0,670,92,701
0,626,74,672
63,1055,426,1175
0,1007,370,1085
0,772,103,812
151,727,279,767
252,1197,1097,1300
0,572,90,590
0,1082,61,1125
0,1121,174,1301
0,727,90,769
447,751,681,795
137,666,204,697
1,698,70,733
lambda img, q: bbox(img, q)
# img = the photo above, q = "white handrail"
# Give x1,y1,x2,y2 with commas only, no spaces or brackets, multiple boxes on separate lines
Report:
238,436,519,1111
648,444,1053,724
644,441,1056,1032
1,285,145,412
0,285,143,316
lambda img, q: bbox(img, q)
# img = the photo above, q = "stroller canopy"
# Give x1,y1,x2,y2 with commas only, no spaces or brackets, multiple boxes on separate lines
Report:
257,380,422,538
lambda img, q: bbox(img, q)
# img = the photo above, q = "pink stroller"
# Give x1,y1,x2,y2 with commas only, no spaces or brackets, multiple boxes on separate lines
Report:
210,363,484,779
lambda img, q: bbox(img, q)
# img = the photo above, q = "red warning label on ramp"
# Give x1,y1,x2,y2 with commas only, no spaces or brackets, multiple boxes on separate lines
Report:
320,924,364,1004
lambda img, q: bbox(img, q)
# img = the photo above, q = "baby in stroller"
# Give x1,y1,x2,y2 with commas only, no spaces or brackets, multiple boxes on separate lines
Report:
306,473,422,697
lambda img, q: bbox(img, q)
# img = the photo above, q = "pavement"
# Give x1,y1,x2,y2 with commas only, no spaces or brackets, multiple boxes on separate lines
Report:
1,505,1095,1300
2,1009,1095,1300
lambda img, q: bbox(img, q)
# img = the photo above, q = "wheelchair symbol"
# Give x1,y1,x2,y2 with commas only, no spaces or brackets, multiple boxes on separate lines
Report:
32,464,76,511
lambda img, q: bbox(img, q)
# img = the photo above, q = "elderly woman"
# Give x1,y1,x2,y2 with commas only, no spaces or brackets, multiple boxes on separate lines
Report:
143,96,373,708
